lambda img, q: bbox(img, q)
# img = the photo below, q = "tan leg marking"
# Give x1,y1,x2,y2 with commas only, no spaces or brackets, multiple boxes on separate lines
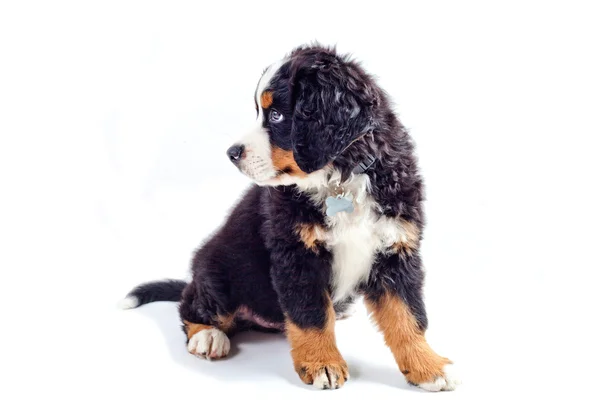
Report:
295,223,327,253
183,320,213,340
392,219,420,255
217,313,237,333
365,293,451,385
183,319,231,360
286,296,348,389
183,313,236,338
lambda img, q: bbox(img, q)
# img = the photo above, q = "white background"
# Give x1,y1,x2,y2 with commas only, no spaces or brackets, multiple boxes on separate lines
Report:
1,1,599,399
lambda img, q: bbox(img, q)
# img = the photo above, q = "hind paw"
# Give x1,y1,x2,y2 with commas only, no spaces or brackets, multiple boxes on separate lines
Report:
187,328,230,360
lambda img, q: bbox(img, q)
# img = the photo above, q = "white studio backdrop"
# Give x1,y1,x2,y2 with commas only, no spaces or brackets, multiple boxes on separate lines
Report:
1,1,599,399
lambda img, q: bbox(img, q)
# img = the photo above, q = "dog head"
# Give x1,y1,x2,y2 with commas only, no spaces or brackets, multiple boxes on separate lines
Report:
227,44,379,187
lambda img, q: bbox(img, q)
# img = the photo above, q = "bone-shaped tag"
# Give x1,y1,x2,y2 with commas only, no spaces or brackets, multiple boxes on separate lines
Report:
325,194,354,217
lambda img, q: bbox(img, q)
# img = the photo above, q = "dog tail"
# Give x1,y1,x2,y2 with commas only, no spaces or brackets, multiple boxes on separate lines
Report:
118,279,187,309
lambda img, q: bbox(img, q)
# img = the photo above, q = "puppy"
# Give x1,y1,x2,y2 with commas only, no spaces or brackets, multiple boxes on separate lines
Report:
121,43,460,391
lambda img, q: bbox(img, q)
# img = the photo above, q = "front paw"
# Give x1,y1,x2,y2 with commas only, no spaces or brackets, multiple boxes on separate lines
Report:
409,363,461,392
295,361,349,389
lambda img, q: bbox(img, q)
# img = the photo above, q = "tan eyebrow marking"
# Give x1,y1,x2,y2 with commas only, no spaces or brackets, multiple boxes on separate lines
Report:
260,90,273,109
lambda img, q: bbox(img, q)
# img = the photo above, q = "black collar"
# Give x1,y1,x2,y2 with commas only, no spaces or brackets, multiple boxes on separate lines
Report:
352,154,377,174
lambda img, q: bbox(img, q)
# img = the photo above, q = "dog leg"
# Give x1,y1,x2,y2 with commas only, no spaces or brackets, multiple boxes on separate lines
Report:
271,244,348,389
179,283,235,360
285,295,349,389
364,252,461,391
182,321,230,360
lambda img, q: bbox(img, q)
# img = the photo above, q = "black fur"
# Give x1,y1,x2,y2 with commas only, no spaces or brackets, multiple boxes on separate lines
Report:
261,185,334,329
124,279,187,306
124,43,428,335
179,185,285,329
363,252,428,330
288,47,379,174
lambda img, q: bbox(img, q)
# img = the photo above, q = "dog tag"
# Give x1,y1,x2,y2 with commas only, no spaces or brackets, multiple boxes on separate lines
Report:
326,193,354,217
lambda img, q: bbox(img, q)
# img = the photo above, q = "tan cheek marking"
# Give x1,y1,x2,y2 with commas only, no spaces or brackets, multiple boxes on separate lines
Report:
296,223,327,253
286,296,348,387
271,146,308,177
365,294,451,385
260,90,273,109
392,219,420,255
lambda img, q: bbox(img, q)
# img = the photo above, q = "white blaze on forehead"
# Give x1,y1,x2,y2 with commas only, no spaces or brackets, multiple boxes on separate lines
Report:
232,59,286,183
230,59,286,185
229,56,331,187
255,59,285,119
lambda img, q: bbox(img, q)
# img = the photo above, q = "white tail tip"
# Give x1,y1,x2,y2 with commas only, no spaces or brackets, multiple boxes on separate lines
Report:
118,296,139,310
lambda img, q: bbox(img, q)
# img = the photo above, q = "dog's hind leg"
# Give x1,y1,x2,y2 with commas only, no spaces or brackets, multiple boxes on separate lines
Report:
178,281,236,360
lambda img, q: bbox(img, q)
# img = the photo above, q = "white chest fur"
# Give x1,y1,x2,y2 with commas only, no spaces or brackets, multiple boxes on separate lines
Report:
298,172,404,303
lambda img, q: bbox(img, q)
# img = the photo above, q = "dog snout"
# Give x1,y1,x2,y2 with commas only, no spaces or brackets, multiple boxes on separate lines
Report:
226,144,246,164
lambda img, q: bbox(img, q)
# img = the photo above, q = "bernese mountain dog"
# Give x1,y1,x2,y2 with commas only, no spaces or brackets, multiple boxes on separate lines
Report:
121,43,460,391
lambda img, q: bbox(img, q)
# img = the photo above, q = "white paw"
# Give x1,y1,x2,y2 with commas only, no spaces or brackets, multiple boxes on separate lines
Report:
187,328,230,360
311,367,348,390
313,371,333,390
418,364,461,392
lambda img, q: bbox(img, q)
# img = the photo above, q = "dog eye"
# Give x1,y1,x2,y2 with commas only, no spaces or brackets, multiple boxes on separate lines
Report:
269,109,284,123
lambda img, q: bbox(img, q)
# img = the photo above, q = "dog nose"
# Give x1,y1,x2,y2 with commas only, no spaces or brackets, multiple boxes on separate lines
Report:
226,144,245,163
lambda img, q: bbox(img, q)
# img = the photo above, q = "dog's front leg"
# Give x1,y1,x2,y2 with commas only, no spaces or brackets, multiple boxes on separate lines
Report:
363,251,461,391
271,244,348,390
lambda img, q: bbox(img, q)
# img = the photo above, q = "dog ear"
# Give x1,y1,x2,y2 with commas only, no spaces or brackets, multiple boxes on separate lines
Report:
290,49,377,174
